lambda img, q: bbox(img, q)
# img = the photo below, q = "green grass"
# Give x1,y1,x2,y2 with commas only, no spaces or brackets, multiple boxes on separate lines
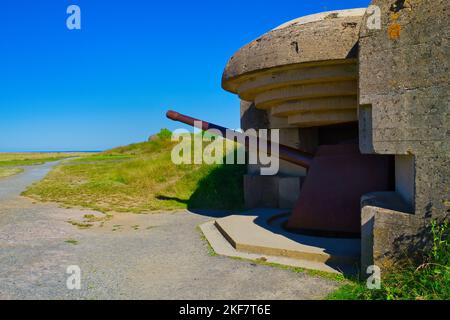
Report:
0,152,91,180
327,220,450,300
231,256,347,282
0,152,88,167
0,167,24,179
67,220,94,229
24,129,246,213
196,226,218,257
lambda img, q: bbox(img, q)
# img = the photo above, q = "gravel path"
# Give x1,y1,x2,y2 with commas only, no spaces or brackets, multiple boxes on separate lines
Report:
0,162,339,300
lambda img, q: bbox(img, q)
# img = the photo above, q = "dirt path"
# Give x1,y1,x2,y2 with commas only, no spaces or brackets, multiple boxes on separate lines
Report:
0,162,339,299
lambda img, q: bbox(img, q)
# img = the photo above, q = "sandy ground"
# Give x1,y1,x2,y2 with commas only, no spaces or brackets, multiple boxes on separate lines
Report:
0,161,339,300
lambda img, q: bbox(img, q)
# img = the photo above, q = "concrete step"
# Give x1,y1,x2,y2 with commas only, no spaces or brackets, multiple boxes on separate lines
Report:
200,209,360,275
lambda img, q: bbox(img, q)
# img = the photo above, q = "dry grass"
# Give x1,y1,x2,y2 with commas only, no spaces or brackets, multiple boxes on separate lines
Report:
0,167,24,179
0,152,89,167
0,152,92,180
23,131,245,213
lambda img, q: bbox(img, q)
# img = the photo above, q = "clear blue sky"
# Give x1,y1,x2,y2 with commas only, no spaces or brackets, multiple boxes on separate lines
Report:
1,0,370,151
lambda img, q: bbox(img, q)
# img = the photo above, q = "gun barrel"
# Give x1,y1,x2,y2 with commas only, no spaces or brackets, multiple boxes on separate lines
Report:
166,110,314,169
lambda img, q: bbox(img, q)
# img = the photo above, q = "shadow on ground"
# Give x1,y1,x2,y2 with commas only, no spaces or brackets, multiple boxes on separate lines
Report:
156,159,361,275
156,160,246,217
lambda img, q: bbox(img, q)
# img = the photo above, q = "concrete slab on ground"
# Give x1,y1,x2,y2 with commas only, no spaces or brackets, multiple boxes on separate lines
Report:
200,220,342,274
206,209,360,274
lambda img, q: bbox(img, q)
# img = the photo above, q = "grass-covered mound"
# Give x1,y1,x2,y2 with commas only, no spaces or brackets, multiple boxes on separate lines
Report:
24,129,246,213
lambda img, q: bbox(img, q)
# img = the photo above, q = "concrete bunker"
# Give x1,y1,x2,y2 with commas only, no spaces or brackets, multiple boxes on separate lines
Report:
221,8,395,239
172,2,449,274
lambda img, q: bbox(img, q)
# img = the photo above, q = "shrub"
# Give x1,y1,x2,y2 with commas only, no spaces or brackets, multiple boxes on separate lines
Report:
157,128,172,141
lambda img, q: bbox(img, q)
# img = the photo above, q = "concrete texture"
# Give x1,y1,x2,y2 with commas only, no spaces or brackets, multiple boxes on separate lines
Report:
358,0,450,269
200,221,341,274
241,100,270,131
222,9,365,127
213,211,359,272
273,9,367,31
0,162,339,300
241,98,307,209
361,192,425,271
224,2,448,271
224,10,370,215
243,175,302,209
243,175,279,209
222,9,366,85
226,62,359,128
359,0,449,213
278,178,302,209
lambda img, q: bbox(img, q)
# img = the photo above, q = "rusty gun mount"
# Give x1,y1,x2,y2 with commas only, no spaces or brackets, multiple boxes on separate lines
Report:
166,110,392,237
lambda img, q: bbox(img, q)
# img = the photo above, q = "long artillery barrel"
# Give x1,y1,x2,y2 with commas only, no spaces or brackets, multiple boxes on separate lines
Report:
166,110,314,169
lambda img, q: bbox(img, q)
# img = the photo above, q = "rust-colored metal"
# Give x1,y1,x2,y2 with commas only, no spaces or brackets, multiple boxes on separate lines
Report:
286,144,392,237
166,110,314,169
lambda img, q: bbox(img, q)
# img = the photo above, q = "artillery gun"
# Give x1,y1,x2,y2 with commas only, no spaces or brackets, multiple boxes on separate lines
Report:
167,110,392,237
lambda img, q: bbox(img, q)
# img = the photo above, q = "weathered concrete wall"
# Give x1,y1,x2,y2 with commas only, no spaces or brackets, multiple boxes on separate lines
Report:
359,0,449,270
241,100,319,154
394,155,415,207
242,100,307,177
241,100,306,208
231,11,366,209
225,10,365,128
240,100,269,131
223,9,366,87
361,192,427,271
224,3,447,272
244,175,303,209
